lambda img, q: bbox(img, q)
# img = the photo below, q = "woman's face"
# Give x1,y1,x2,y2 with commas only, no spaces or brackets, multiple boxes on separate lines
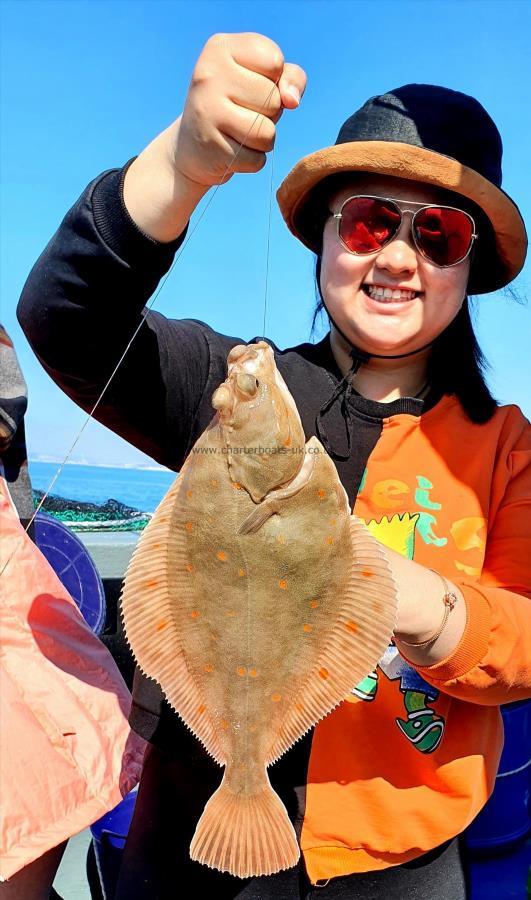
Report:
320,175,471,356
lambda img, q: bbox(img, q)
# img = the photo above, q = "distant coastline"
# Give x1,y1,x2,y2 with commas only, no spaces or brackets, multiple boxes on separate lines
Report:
29,456,170,473
29,459,176,513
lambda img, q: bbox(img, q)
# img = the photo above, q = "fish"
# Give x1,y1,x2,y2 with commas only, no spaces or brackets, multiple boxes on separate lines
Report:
121,341,397,879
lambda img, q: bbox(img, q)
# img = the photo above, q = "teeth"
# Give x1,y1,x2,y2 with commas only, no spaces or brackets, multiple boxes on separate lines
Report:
366,285,417,302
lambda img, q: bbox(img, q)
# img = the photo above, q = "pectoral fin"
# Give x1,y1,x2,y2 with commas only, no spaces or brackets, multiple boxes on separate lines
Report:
238,500,280,534
238,446,317,535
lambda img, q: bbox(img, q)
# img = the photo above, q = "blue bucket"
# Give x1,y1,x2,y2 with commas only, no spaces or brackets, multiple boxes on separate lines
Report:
34,511,106,634
466,700,531,850
90,788,138,899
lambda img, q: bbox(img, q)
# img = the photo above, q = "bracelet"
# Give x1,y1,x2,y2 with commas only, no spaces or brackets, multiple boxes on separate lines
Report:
399,570,458,648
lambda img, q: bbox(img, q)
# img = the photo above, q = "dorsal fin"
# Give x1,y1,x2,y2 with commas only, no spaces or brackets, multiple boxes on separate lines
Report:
120,475,226,766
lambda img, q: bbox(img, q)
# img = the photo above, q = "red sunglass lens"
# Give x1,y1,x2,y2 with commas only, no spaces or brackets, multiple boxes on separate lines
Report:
414,208,473,266
339,198,401,253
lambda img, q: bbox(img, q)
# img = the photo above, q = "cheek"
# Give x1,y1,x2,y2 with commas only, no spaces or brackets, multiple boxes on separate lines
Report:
422,262,469,321
321,227,366,293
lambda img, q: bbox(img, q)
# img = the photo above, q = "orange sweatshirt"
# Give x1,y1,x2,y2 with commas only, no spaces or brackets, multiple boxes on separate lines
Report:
301,396,531,883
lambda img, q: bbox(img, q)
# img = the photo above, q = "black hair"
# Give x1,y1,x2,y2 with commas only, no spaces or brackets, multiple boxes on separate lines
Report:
306,174,498,424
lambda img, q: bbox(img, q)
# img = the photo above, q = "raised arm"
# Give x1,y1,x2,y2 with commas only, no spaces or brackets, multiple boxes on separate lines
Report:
17,33,306,468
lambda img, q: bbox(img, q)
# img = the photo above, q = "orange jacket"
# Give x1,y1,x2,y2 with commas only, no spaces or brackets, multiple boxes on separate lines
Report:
0,478,145,880
301,398,531,883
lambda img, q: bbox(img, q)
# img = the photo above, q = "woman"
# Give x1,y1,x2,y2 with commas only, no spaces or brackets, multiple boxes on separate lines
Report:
17,32,531,900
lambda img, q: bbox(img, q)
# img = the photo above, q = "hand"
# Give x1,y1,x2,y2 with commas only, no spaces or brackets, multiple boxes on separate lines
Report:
173,32,307,188
123,33,306,242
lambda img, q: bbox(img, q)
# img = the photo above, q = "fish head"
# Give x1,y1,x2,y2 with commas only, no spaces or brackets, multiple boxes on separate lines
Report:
211,342,306,502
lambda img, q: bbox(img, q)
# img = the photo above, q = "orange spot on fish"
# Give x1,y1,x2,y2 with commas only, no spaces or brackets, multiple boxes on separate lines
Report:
303,624,313,633
277,534,286,544
190,610,201,619
271,693,282,702
186,490,193,499
204,663,214,673
220,718,229,730
329,518,337,526
324,535,334,545
295,702,305,712
225,609,236,618
279,580,287,590
186,563,195,573
238,568,246,577
345,620,358,633
249,723,257,732
197,704,206,714
156,621,167,631
211,479,219,488
216,551,227,561
144,579,159,588
309,600,319,609
185,522,194,532
232,482,242,490
283,435,292,447
319,667,330,680
249,668,258,677
236,666,247,677
362,569,374,577
317,489,326,499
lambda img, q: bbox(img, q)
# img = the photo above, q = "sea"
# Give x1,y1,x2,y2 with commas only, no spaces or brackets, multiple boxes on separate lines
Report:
29,460,176,514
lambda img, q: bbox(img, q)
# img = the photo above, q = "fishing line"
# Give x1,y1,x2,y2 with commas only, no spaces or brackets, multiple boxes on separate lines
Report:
1,83,279,579
262,139,275,340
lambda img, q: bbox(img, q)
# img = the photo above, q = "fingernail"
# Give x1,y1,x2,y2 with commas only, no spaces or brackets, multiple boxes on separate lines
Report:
287,85,300,105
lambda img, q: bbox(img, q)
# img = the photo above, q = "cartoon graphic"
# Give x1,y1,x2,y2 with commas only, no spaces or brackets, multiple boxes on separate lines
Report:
395,690,444,753
351,670,378,701
352,502,447,753
364,511,419,557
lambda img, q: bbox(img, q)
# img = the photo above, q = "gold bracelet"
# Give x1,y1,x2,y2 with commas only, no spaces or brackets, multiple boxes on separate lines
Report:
399,570,458,649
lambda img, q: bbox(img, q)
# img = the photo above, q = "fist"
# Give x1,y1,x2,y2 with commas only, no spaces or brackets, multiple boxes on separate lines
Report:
173,33,307,188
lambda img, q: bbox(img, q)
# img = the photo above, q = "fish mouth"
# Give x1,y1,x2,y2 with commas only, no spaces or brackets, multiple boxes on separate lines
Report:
227,342,275,377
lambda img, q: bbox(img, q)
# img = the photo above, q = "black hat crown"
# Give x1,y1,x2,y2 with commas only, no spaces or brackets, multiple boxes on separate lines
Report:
336,84,503,188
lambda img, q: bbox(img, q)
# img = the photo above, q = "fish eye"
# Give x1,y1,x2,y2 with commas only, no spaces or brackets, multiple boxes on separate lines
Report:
235,373,259,397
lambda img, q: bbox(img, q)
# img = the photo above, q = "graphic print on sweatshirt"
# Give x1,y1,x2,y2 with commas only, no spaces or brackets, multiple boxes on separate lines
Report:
349,470,487,754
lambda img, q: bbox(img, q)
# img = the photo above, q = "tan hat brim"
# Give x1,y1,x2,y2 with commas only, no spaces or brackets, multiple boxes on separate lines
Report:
276,141,527,292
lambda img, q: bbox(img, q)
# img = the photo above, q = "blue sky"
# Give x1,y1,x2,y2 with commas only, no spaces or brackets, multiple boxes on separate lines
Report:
2,0,530,467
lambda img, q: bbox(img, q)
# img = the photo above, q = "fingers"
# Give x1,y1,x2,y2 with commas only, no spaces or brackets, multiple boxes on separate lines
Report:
225,32,285,82
217,132,267,178
177,32,306,190
221,33,307,116
278,63,308,110
228,67,283,120
218,99,276,154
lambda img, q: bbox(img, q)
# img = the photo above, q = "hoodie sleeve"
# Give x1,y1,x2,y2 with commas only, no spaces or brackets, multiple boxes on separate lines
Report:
16,164,214,470
410,408,531,706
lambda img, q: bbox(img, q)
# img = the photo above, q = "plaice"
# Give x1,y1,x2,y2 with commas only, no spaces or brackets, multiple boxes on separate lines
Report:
121,341,397,878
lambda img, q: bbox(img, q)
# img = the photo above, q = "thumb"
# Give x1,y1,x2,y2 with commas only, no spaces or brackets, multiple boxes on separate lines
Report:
278,62,307,109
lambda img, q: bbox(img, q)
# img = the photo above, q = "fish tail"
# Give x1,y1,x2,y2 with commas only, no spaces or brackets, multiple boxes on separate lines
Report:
189,769,299,878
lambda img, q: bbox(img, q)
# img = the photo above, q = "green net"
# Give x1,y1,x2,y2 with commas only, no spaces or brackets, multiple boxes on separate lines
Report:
33,490,151,532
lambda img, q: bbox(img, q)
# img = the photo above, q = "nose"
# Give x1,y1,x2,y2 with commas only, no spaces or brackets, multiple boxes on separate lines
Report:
373,214,418,277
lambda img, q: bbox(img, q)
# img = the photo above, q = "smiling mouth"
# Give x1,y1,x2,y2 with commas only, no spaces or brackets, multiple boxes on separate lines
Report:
362,284,420,302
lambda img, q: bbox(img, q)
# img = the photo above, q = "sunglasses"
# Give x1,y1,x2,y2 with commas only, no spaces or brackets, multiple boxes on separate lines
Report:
332,195,477,268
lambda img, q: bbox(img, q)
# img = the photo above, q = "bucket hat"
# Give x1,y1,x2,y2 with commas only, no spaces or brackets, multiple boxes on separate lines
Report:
277,84,527,293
